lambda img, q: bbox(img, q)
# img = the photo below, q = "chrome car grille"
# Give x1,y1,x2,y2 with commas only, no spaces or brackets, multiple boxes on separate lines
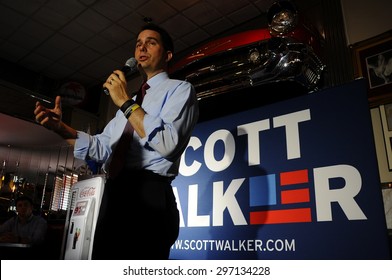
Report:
172,37,325,100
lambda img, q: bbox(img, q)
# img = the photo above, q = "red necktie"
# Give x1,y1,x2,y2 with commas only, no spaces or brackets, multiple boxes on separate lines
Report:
108,82,149,178
136,82,149,105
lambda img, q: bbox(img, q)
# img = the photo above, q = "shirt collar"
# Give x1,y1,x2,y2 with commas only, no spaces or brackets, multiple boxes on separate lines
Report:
146,72,169,89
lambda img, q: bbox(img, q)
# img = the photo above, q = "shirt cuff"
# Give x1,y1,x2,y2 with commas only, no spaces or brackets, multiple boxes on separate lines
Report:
73,131,90,160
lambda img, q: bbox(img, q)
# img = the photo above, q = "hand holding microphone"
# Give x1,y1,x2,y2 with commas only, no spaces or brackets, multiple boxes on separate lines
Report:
103,57,138,95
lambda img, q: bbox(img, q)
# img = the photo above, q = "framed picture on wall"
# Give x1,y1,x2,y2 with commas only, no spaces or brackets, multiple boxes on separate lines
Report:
351,30,392,107
379,103,392,171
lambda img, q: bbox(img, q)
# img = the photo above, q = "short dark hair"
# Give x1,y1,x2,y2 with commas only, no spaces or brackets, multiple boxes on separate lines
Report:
15,195,33,206
139,23,174,53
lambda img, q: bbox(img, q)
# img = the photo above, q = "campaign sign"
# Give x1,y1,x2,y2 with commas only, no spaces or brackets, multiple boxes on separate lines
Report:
170,79,391,260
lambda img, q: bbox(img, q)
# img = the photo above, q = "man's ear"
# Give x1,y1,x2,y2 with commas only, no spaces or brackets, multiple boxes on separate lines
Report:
166,51,173,62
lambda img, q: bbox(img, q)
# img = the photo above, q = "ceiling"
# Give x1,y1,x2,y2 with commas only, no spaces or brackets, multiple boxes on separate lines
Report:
0,0,278,148
0,0,276,87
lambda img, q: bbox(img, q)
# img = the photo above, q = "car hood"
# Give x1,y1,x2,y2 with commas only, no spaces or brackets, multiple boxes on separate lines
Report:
170,29,271,73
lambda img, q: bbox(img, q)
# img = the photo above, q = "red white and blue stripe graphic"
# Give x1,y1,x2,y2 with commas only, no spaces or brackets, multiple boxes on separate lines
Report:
250,169,311,224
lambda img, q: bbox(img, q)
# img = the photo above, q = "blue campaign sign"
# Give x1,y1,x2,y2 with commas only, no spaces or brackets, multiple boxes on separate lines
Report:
170,79,391,260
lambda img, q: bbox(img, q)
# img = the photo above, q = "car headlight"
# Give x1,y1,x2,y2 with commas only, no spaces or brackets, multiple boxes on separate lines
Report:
268,1,298,35
248,49,261,64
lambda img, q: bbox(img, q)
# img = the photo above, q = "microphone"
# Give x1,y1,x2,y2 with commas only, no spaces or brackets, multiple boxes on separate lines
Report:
121,57,138,73
104,57,138,95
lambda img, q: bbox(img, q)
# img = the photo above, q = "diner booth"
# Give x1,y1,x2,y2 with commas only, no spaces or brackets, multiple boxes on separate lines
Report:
0,141,83,259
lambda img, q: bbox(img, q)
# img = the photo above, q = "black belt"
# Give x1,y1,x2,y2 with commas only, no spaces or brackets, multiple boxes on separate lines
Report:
113,168,174,184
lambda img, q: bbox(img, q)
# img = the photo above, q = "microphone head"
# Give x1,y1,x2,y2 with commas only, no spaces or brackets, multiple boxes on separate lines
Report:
125,57,137,68
121,57,137,74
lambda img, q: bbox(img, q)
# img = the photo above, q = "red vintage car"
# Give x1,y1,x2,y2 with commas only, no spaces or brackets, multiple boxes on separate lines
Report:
170,0,325,117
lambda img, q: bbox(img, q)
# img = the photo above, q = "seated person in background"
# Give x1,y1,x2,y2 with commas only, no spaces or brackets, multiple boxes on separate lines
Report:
0,196,47,246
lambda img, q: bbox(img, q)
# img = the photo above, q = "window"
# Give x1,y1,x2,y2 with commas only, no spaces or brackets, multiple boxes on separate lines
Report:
50,173,78,211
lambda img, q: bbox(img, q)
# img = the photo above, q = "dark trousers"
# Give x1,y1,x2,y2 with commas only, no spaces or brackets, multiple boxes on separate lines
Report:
91,170,179,260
